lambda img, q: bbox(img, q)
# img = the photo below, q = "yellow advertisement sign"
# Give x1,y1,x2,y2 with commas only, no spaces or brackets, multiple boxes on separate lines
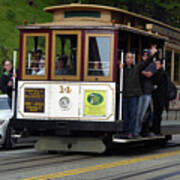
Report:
84,90,106,116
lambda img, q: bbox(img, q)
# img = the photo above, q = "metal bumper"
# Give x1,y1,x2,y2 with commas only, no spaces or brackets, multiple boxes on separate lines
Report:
10,119,123,135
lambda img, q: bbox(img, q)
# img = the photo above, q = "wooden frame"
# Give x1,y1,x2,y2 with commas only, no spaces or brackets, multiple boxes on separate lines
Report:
84,33,114,81
51,30,81,80
165,47,180,85
165,47,174,81
22,33,49,80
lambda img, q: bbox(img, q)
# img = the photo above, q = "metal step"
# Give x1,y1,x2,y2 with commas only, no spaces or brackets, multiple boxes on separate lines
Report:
113,135,165,143
11,134,22,138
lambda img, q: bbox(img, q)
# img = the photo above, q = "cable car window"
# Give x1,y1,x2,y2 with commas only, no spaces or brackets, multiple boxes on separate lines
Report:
22,33,49,80
85,33,114,81
88,37,110,76
64,11,101,18
55,35,77,76
26,37,45,75
51,31,81,80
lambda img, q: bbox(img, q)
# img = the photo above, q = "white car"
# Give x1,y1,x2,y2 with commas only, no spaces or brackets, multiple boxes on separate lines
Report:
0,95,15,149
0,95,37,149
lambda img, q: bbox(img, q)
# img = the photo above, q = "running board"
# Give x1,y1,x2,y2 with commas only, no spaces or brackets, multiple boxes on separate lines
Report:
11,134,22,138
35,136,106,153
113,135,165,143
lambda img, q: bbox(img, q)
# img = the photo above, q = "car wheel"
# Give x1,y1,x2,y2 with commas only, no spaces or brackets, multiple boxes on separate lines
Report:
3,126,17,149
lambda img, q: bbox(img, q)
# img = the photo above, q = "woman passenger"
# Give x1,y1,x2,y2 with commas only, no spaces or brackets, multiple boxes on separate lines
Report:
0,60,14,108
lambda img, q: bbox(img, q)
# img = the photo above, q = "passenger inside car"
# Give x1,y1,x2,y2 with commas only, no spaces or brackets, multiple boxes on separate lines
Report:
55,55,70,75
89,61,104,76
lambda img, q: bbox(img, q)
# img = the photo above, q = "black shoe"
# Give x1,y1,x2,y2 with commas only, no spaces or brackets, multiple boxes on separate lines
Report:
148,132,156,137
114,133,126,139
126,134,133,139
117,133,133,139
155,133,163,136
141,133,149,137
133,135,142,139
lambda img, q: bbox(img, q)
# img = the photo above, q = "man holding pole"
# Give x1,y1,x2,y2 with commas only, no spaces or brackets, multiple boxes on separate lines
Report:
119,45,157,138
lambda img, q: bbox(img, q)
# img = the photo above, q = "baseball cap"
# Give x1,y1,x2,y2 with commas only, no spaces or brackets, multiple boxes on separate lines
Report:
142,49,151,56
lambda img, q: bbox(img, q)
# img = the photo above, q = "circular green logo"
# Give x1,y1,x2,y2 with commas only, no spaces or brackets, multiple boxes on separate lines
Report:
87,93,104,105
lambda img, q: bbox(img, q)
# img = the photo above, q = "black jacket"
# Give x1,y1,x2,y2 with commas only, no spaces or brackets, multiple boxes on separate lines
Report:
0,71,13,98
140,63,156,95
152,68,169,111
123,55,154,97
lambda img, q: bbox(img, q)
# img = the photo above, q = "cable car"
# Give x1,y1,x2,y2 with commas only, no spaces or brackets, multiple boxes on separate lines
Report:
10,3,180,153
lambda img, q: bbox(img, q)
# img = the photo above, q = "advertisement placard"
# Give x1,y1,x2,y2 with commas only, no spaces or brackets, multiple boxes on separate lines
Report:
84,90,106,116
24,88,45,113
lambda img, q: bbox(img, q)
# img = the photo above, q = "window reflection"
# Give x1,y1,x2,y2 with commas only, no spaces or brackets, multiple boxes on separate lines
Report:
55,35,77,76
25,36,46,76
88,37,111,77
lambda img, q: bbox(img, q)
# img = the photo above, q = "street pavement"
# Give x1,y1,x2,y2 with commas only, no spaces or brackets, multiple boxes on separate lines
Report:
1,135,180,180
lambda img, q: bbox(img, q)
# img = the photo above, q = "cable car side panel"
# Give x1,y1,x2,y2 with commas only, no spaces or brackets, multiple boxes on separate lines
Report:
17,81,116,122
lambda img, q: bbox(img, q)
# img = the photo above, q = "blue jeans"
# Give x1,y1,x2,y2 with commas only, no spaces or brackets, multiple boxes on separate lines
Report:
134,95,152,136
8,97,12,109
122,96,138,135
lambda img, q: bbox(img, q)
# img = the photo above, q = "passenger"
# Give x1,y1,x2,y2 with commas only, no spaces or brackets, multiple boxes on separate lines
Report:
135,49,157,137
120,45,157,139
31,62,38,75
36,59,45,75
55,55,69,75
89,61,104,76
0,60,15,108
34,49,42,61
31,49,43,75
151,59,169,135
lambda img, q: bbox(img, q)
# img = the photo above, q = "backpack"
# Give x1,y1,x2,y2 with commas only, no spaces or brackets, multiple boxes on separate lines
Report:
167,75,177,101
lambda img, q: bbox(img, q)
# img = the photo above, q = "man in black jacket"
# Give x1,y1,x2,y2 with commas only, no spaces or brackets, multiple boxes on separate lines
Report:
152,59,168,135
120,45,157,138
135,49,157,137
0,59,13,108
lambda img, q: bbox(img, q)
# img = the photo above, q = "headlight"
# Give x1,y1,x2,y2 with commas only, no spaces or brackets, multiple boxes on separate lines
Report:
0,120,5,126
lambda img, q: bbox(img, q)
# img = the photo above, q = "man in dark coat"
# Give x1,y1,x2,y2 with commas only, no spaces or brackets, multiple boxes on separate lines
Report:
120,45,157,138
135,49,156,137
0,59,13,108
152,59,169,135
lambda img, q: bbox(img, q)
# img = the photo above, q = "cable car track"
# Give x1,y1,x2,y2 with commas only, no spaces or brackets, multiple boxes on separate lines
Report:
0,154,60,166
0,152,97,174
1,140,180,174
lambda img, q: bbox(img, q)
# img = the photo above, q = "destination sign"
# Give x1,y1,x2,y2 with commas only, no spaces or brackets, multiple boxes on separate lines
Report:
24,88,45,113
146,24,180,41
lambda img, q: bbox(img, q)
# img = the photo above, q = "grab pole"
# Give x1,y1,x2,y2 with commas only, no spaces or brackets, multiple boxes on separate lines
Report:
119,51,124,121
12,49,17,116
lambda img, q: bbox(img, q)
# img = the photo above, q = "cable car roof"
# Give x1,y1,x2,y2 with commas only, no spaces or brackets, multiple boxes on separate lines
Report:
44,3,180,33
17,3,179,43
